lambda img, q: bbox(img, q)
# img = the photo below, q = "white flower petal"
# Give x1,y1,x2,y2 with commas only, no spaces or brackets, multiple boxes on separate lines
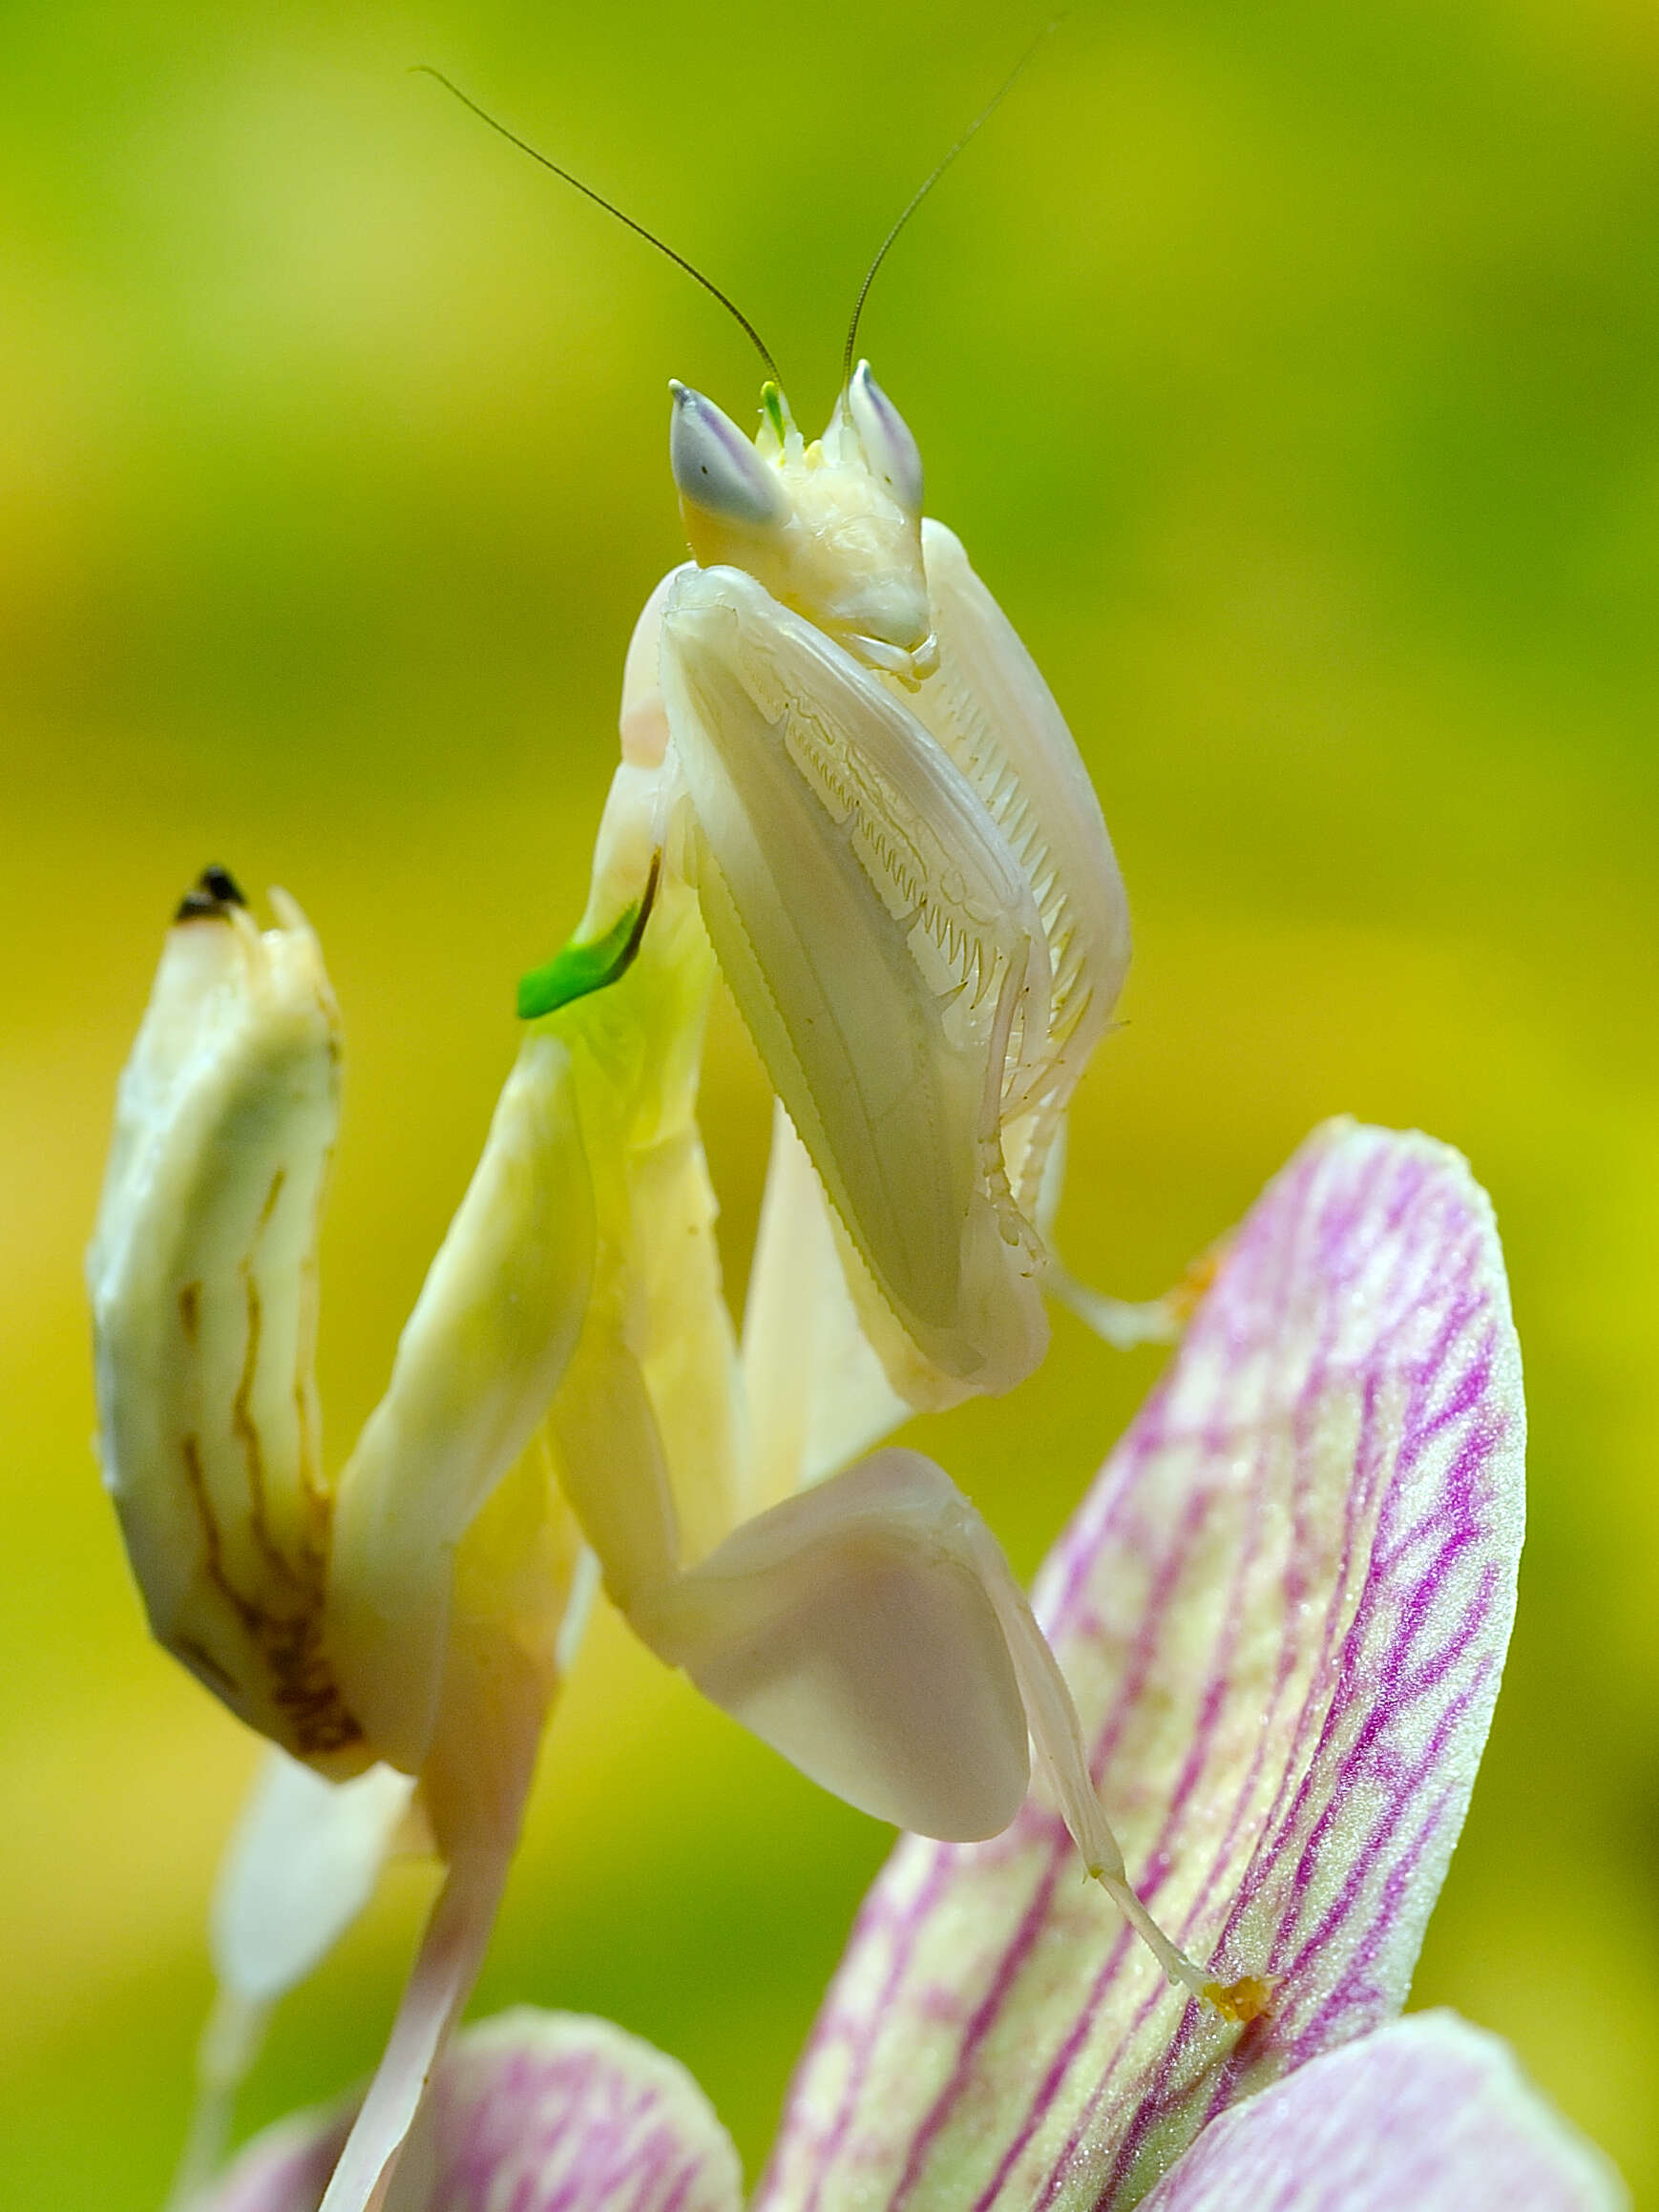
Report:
210,1754,417,2007
88,887,360,1764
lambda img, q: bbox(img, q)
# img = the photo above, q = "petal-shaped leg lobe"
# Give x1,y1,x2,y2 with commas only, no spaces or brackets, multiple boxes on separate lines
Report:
636,1449,1032,1842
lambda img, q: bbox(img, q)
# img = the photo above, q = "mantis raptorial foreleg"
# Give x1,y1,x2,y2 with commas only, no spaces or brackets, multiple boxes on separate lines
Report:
660,559,1052,1403
522,773,1222,2006
900,516,1129,1196
532,850,1040,1840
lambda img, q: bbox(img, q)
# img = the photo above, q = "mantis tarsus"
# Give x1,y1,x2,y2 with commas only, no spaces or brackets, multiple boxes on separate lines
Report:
88,55,1267,2212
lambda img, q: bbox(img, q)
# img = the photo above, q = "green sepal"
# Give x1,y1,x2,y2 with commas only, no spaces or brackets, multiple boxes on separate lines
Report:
517,862,659,1021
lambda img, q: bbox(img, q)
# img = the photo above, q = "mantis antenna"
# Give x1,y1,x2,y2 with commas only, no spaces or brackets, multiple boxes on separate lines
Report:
411,66,783,387
840,18,1063,391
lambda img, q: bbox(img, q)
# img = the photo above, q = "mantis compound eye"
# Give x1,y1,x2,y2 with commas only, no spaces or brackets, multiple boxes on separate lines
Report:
669,380,788,528
847,360,924,517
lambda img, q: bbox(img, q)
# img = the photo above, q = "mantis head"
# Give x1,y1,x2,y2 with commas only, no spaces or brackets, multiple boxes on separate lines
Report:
413,52,1052,692
669,363,938,682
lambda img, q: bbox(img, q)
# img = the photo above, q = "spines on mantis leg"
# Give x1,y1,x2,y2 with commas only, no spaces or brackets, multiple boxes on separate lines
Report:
900,516,1131,1216
659,563,1052,1409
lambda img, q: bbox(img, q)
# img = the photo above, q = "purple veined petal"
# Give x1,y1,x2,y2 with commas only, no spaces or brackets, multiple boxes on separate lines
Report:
758,1119,1526,2212
200,2009,744,2212
201,2105,350,2212
1138,2012,1628,2212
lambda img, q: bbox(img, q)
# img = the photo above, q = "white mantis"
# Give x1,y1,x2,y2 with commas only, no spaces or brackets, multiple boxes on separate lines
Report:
88,68,1266,2212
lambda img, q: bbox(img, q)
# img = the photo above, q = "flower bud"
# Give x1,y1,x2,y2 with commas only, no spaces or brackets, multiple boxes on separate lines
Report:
88,870,367,1769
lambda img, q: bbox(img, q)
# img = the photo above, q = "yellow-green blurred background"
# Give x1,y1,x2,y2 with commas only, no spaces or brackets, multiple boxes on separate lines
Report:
3,0,1656,2202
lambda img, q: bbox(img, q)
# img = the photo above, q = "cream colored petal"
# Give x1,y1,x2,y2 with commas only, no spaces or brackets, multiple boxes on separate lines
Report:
88,886,362,1768
180,1442,589,2212
211,1752,417,2007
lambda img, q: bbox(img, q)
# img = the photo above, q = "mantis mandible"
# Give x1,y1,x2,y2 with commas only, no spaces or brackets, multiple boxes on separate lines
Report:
88,53,1265,2212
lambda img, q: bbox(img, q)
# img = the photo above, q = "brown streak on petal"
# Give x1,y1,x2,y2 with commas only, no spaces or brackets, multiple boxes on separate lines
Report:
258,1166,287,1228
180,1432,262,1635
178,1434,362,1759
292,1148,334,1528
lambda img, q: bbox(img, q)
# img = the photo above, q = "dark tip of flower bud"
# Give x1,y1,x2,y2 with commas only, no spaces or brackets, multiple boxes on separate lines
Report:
201,865,245,905
174,865,248,922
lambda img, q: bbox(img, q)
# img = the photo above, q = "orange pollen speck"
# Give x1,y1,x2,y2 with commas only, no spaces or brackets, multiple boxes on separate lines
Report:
1204,1974,1276,2024
1167,1241,1230,1325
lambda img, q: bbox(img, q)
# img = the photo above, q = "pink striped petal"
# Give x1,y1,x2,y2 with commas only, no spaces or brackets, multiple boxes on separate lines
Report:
1139,2013,1627,2212
201,2106,348,2212
203,2010,743,2212
759,1120,1525,2212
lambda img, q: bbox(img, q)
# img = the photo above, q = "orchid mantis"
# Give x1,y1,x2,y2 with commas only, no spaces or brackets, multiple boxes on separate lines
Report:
537,362,1158,1859
88,68,1265,2212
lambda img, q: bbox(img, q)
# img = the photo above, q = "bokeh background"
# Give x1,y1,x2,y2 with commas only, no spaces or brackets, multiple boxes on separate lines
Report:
3,0,1656,2202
